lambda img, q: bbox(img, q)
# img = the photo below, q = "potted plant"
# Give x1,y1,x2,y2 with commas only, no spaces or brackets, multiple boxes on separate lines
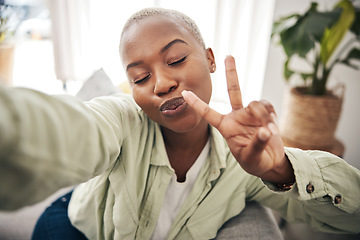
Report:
0,4,20,86
271,0,360,154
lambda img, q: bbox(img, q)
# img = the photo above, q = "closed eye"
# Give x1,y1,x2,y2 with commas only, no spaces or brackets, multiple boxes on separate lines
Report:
168,56,187,66
133,74,151,84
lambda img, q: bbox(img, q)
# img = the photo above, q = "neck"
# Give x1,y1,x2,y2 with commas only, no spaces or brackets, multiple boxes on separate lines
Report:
161,120,210,182
162,119,209,151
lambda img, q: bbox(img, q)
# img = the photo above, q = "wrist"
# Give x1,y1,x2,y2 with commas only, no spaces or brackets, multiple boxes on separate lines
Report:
278,153,296,183
275,182,294,191
262,153,296,185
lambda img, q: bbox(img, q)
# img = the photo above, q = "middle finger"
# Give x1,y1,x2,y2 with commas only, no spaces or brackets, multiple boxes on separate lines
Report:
225,56,243,110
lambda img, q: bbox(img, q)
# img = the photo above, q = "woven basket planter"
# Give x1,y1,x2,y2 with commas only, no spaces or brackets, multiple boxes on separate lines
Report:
280,87,344,151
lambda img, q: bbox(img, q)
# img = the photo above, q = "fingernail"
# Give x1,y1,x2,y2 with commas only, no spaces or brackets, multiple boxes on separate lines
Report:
181,90,189,97
270,112,278,124
225,56,235,68
268,122,278,135
258,128,271,141
260,99,270,106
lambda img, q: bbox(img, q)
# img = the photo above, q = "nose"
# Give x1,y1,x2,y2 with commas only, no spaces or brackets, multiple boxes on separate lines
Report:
153,71,178,96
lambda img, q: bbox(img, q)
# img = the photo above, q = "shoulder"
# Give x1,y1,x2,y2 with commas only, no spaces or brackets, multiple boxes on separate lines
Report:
84,93,148,124
85,93,139,113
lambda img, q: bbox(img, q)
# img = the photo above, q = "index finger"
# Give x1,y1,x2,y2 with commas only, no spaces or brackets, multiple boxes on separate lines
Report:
181,90,224,129
225,56,243,110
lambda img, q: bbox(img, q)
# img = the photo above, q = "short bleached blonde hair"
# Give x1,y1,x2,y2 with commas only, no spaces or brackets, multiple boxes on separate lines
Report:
120,8,206,49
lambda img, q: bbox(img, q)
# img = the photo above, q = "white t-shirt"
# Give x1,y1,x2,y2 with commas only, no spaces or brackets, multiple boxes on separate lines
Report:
151,139,210,240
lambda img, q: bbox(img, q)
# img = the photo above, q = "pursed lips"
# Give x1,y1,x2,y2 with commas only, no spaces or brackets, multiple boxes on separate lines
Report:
159,97,188,117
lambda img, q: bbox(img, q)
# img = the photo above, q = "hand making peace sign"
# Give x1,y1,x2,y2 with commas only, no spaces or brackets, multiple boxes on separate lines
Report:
182,56,295,184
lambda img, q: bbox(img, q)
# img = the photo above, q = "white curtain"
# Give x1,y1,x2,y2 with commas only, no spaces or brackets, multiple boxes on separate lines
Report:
211,0,276,107
48,0,275,104
47,0,93,86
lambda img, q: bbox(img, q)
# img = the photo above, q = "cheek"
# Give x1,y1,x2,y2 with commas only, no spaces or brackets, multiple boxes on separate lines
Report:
132,88,159,118
184,65,212,103
132,87,148,107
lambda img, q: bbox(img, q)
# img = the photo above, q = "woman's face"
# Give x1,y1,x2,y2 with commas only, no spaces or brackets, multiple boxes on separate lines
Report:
120,16,215,133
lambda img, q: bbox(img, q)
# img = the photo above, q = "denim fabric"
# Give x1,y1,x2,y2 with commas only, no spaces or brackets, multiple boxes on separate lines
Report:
31,191,87,240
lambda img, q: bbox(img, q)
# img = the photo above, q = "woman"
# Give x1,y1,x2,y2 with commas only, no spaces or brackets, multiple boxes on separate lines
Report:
0,8,359,240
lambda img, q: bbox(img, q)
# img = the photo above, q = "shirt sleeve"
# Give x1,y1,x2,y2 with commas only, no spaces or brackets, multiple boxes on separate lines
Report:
0,86,140,210
246,147,360,234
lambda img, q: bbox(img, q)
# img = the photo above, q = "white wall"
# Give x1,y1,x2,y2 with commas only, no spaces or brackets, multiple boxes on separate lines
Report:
262,0,360,169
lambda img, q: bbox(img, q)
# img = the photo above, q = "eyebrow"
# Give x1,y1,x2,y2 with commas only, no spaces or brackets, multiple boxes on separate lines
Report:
126,61,143,72
126,39,188,72
161,38,188,53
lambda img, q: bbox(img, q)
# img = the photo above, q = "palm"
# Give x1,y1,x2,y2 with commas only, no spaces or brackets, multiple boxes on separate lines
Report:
183,56,287,181
217,106,284,177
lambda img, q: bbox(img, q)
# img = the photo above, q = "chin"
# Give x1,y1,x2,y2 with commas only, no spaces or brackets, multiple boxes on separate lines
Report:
161,115,204,134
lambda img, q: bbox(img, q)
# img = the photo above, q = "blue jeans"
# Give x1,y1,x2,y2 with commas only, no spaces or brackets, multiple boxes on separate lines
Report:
31,190,87,240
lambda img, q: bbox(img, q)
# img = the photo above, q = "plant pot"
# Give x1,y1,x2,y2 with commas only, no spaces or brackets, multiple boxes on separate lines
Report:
279,86,344,155
0,42,15,86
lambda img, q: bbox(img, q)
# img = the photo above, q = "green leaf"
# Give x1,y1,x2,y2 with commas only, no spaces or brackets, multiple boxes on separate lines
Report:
300,73,313,81
337,48,360,70
345,48,360,60
340,60,359,70
350,7,360,36
340,48,360,68
280,21,314,58
0,32,5,42
284,59,294,80
272,14,299,37
279,4,341,58
320,0,355,65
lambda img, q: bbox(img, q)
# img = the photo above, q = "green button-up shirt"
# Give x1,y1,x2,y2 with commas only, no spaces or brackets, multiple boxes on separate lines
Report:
0,88,359,239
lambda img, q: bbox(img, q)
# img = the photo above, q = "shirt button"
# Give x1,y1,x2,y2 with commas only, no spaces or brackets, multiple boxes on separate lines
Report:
306,183,314,193
334,194,342,204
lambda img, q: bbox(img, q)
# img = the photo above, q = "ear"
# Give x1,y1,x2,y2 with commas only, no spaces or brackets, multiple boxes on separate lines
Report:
206,48,216,73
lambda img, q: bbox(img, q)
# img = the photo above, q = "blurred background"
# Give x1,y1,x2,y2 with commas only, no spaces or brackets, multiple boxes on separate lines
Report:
1,0,274,99
1,0,359,176
0,0,359,239
264,0,360,170
4,0,357,167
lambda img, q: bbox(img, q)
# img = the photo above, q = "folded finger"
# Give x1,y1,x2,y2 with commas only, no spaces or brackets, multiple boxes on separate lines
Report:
246,101,274,127
259,100,277,123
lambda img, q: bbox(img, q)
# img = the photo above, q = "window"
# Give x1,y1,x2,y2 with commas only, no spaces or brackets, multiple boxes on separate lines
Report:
9,0,275,108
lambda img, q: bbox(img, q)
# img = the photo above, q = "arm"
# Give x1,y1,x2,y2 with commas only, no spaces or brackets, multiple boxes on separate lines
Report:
0,86,136,210
182,56,360,234
247,148,360,234
182,56,294,184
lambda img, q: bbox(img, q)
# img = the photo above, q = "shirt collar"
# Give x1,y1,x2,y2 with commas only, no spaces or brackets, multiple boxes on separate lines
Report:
207,126,228,182
150,123,228,171
150,123,171,167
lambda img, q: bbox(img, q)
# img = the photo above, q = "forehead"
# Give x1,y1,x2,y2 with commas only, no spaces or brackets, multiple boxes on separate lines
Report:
120,16,198,62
